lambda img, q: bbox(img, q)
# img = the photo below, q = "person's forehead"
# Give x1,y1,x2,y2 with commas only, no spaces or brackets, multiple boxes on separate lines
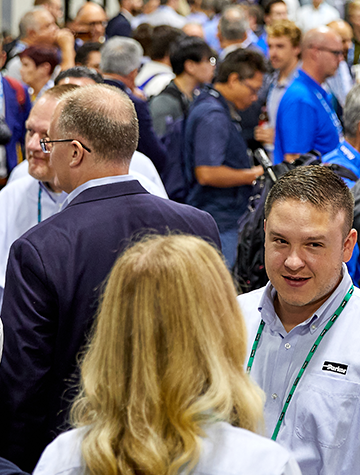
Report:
27,97,59,129
268,35,293,45
79,5,106,22
58,76,96,86
35,9,55,26
270,3,287,14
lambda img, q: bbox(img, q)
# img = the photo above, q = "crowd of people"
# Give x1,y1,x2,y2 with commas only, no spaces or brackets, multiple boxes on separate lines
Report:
1,0,360,473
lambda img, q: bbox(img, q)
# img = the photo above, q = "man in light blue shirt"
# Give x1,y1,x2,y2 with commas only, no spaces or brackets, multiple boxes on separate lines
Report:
238,166,360,475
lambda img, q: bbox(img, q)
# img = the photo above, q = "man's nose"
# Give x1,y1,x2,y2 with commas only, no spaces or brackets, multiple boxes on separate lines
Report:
27,133,42,152
284,248,305,270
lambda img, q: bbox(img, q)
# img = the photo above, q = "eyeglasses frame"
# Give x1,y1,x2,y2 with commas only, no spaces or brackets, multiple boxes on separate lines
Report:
40,138,92,154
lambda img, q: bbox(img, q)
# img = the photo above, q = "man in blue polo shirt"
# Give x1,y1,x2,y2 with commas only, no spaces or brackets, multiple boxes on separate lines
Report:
323,84,360,187
184,49,265,267
274,27,343,164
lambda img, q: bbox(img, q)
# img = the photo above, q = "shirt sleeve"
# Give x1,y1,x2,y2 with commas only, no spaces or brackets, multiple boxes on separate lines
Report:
0,238,58,470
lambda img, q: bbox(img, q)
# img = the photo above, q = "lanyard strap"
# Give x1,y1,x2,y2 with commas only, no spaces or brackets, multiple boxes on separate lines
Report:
246,285,354,440
38,184,42,223
314,90,343,139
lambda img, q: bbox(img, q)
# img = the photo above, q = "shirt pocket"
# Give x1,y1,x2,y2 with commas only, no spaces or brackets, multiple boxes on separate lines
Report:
293,373,360,449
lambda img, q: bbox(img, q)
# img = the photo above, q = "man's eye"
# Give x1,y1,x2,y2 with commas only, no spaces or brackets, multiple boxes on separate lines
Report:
26,128,34,136
275,238,287,245
308,242,323,248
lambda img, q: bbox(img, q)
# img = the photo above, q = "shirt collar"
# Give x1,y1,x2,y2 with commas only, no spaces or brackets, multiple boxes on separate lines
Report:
39,181,67,204
258,264,353,333
298,69,328,97
61,174,136,210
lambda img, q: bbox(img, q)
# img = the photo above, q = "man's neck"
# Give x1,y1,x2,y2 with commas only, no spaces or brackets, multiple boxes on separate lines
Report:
104,73,133,91
278,58,298,82
353,26,360,42
173,74,196,99
345,135,360,153
274,276,342,333
43,181,62,193
301,65,324,85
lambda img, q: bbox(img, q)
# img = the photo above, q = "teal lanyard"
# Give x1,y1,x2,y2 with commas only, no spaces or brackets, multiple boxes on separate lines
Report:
38,185,42,223
246,285,354,441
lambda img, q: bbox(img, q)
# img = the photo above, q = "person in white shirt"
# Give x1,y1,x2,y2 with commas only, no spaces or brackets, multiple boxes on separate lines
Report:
33,234,301,475
296,0,339,33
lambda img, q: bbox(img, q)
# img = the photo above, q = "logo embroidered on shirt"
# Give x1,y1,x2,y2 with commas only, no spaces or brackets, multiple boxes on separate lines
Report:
322,361,348,375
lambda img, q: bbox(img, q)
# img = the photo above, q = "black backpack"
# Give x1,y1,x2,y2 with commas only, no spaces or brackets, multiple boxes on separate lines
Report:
154,85,190,203
233,150,358,293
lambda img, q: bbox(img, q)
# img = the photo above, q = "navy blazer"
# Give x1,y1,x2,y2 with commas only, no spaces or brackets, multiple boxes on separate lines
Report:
106,12,132,38
0,180,220,472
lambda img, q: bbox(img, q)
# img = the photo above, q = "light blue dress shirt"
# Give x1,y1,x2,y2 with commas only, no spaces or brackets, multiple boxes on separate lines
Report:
61,174,141,209
238,265,360,475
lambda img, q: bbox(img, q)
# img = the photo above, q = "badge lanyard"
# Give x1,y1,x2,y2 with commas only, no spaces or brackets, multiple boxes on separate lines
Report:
314,90,343,140
38,184,42,223
246,285,354,441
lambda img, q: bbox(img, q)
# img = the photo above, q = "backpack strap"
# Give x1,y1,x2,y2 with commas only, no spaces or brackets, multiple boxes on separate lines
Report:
325,163,359,183
3,76,27,110
138,72,168,90
160,84,189,116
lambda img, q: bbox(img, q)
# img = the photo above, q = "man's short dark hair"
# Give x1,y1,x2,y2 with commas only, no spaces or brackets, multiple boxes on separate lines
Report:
150,25,183,61
54,66,103,85
216,49,267,83
265,166,355,238
170,36,213,76
264,0,286,16
75,42,102,66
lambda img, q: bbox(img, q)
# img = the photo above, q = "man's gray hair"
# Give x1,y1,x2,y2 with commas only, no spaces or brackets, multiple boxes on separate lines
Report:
57,85,139,165
344,84,360,138
219,6,249,41
100,37,143,76
19,7,45,38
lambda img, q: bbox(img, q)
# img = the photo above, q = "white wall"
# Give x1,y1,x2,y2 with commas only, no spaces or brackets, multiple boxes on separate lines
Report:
2,0,119,37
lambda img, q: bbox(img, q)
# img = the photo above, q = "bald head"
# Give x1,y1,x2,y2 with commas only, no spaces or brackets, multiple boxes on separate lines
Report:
302,27,343,82
56,85,139,164
73,2,107,43
327,20,353,57
302,26,341,51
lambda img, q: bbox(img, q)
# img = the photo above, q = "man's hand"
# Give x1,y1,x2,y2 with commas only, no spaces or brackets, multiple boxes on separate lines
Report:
254,125,274,145
55,29,75,70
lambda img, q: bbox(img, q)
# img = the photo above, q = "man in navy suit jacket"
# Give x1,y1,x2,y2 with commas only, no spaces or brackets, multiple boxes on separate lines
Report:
0,84,221,472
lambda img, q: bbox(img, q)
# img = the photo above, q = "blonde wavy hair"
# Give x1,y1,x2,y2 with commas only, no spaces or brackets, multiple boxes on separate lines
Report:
71,234,264,475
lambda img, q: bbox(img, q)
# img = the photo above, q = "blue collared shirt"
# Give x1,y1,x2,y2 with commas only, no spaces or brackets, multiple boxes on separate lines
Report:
274,70,341,164
238,265,360,475
322,139,360,188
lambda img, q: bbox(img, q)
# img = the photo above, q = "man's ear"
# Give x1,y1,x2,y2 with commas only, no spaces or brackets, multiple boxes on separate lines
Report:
343,228,358,263
228,71,239,88
69,140,85,167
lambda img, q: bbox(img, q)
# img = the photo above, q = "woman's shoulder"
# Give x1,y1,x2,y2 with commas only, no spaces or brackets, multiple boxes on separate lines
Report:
33,427,88,475
194,421,301,475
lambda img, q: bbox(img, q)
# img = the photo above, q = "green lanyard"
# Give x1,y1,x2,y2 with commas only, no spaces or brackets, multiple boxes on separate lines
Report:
246,285,354,441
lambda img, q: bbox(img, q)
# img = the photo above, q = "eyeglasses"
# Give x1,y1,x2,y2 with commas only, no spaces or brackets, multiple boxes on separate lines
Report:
314,47,343,57
84,21,108,29
241,80,261,97
40,138,92,154
209,56,217,66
